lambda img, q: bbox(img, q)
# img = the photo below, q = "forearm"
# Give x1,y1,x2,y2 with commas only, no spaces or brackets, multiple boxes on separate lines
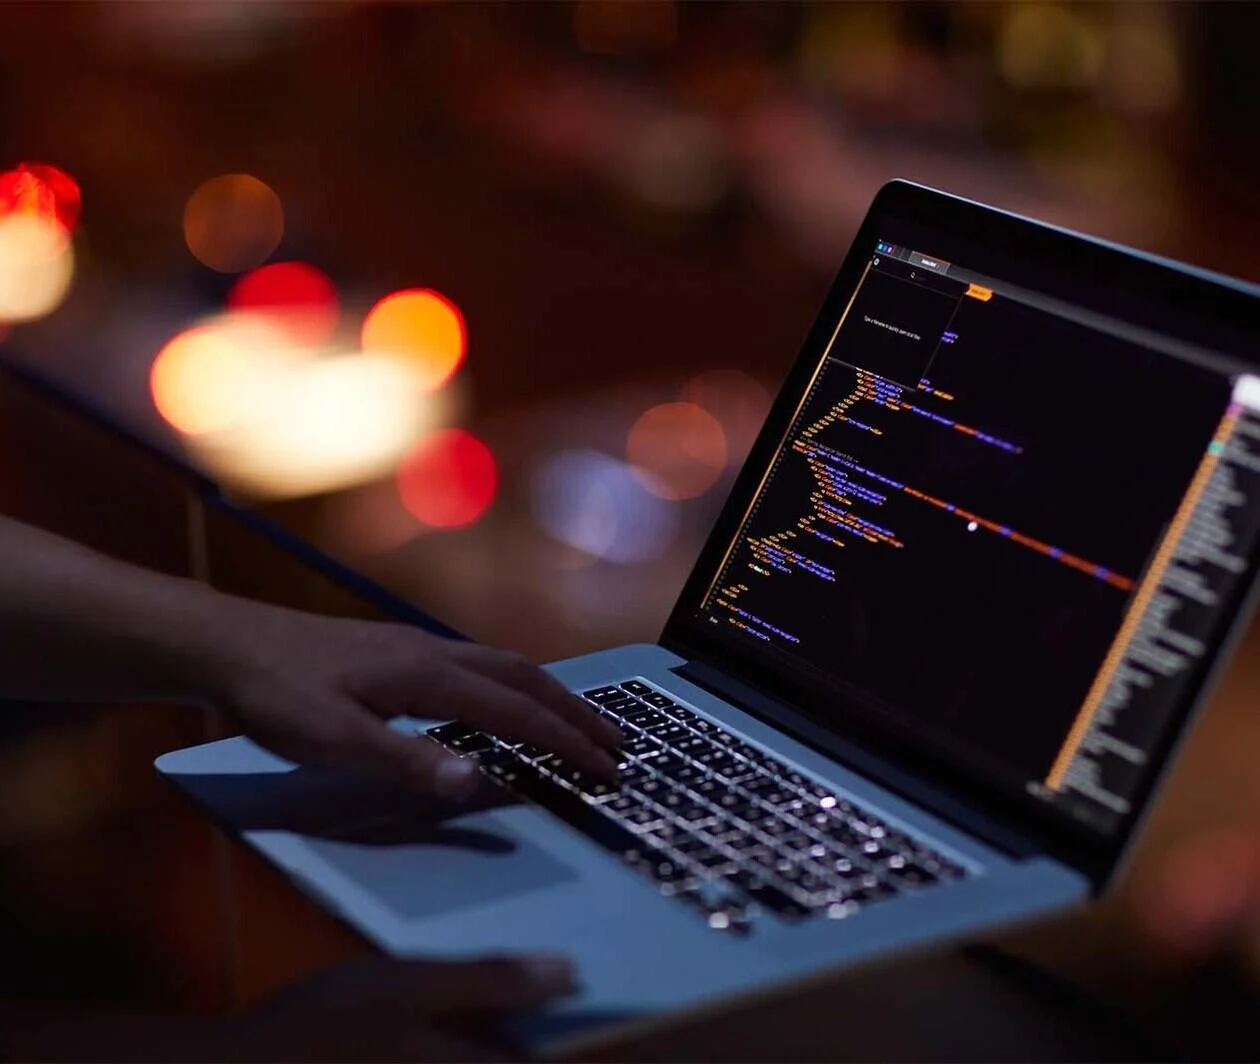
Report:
0,516,233,704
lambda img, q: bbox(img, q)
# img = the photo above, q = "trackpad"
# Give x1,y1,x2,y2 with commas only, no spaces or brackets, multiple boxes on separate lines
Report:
305,810,579,919
166,764,579,920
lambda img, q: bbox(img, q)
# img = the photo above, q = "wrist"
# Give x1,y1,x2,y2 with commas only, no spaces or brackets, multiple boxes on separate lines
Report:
151,583,277,708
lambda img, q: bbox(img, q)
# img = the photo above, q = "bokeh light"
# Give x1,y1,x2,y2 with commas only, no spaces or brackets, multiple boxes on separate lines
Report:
0,213,76,324
183,173,284,273
0,162,81,235
998,4,1103,91
361,288,466,391
397,428,498,529
626,400,727,500
150,320,284,436
682,369,771,464
533,449,679,564
621,114,731,214
196,352,433,498
226,261,339,346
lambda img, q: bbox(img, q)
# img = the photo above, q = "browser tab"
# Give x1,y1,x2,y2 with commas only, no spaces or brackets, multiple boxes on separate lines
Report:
908,251,950,274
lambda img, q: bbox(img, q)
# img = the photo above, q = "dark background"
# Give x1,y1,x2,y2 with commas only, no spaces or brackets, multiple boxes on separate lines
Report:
4,2,1260,1059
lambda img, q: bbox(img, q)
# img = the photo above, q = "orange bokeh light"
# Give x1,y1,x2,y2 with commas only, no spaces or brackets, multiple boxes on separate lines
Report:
682,369,770,462
361,289,466,391
150,325,264,436
626,401,727,500
227,261,339,346
397,428,497,528
0,162,81,235
183,173,283,273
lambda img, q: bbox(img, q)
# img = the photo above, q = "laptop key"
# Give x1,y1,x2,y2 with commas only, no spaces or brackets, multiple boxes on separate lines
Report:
691,747,737,771
690,847,736,870
447,731,494,754
641,692,677,709
660,762,707,785
777,831,815,853
757,819,794,839
646,722,690,743
671,835,713,856
615,762,654,787
884,854,939,887
623,708,669,728
656,791,690,812
677,806,719,827
625,736,663,759
582,687,623,703
618,680,653,696
689,778,726,800
645,753,682,776
737,803,777,827
644,821,685,845
725,871,811,920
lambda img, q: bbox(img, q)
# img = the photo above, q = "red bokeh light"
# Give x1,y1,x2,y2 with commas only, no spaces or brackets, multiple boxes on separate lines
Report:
397,429,498,529
227,261,339,346
0,162,81,235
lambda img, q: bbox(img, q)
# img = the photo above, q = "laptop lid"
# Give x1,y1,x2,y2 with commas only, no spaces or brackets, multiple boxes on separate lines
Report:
663,180,1260,885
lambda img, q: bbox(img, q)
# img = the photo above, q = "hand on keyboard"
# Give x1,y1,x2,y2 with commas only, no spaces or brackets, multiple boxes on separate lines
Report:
429,678,968,933
204,596,622,798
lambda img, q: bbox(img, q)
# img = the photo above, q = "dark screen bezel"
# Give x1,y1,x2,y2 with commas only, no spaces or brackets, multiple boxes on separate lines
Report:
662,179,1260,884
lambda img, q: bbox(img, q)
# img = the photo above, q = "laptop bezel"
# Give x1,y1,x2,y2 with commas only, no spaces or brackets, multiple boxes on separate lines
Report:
662,179,1260,886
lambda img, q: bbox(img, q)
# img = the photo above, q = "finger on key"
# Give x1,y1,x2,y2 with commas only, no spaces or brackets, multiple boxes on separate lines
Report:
442,666,619,780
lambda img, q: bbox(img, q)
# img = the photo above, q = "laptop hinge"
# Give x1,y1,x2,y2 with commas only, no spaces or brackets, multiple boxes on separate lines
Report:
672,658,1042,860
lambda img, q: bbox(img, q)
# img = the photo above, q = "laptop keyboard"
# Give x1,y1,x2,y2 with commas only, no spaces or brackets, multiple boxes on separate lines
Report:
426,678,970,934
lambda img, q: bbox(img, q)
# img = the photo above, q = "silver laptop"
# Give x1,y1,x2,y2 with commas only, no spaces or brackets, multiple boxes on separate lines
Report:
158,180,1260,1055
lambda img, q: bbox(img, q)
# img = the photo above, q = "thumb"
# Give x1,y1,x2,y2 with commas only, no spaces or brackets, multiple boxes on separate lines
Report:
321,702,484,800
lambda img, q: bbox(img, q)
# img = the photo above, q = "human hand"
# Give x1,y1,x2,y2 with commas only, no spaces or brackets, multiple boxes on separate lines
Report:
229,953,578,1062
195,594,621,799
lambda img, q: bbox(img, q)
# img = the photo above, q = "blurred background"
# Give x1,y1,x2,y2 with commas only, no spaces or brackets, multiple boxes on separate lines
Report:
3,1,1260,1054
5,0,1260,660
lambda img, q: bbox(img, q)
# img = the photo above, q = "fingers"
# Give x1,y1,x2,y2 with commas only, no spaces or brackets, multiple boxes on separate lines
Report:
445,642,622,752
440,664,620,780
413,954,578,1017
311,696,484,799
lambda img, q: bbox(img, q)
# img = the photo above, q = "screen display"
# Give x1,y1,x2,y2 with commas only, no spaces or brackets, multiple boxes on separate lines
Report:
696,229,1260,834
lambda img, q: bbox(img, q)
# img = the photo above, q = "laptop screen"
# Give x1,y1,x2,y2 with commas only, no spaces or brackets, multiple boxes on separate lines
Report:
684,208,1260,839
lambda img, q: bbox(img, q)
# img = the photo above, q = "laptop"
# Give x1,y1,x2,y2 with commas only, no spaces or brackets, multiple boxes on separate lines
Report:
157,180,1260,1054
